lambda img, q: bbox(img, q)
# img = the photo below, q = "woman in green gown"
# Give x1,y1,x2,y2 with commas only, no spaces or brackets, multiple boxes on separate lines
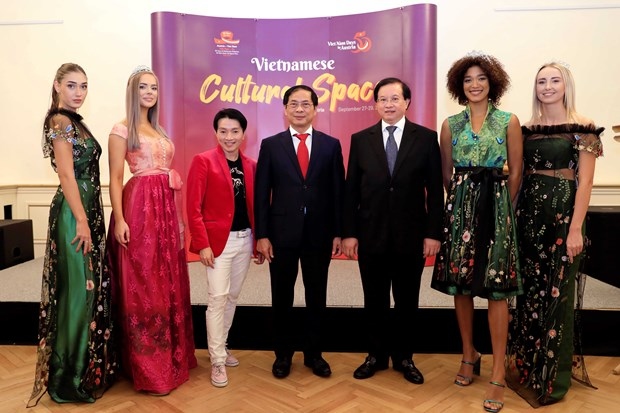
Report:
506,62,603,407
28,63,117,407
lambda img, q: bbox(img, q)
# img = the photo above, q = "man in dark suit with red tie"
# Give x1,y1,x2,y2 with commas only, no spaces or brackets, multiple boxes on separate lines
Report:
342,77,444,384
254,85,345,379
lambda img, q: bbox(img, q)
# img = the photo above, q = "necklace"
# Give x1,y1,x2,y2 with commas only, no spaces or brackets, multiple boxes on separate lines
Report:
469,110,488,140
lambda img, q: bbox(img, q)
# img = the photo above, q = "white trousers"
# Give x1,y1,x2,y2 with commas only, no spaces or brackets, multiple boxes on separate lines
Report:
206,229,253,364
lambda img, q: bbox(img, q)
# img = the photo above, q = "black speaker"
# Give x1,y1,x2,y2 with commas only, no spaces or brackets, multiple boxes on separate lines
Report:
584,206,620,288
3,205,12,220
0,219,34,270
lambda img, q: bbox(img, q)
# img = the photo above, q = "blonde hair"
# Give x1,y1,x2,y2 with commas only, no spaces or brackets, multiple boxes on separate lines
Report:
50,63,86,110
125,69,168,151
530,62,578,124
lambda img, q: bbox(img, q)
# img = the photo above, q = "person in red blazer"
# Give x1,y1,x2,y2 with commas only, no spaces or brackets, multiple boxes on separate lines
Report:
186,108,263,388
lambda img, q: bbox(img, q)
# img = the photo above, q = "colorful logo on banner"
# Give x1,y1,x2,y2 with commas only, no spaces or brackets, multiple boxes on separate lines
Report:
213,31,240,56
327,31,372,53
215,29,372,56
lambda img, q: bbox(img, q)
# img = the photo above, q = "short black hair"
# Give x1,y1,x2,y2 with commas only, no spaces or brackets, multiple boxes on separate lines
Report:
373,77,412,102
283,85,318,107
213,108,248,132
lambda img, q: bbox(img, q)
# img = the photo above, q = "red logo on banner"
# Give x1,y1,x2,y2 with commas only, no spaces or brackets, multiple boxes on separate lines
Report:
352,31,372,53
213,30,241,57
214,31,240,45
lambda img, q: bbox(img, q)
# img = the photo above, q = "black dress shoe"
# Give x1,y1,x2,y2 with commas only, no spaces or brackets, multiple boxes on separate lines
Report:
272,357,292,378
353,356,389,379
393,359,424,384
304,356,332,377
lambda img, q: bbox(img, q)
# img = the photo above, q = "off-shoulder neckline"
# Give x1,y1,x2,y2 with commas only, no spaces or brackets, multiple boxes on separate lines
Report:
522,123,604,135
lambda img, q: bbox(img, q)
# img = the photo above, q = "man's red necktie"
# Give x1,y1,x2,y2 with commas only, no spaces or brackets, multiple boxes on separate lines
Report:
296,133,309,178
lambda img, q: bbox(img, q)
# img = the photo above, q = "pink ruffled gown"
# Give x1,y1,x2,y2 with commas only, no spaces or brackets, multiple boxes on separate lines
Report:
108,123,197,394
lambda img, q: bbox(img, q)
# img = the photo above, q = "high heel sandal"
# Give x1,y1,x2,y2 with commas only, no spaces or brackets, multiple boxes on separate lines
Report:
454,352,481,386
483,381,505,412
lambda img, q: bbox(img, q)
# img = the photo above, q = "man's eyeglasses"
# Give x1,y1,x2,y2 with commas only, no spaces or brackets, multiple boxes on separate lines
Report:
286,101,314,110
377,96,403,106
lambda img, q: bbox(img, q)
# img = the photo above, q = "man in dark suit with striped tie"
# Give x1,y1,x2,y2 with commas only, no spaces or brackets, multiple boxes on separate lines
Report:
342,77,444,384
254,85,345,379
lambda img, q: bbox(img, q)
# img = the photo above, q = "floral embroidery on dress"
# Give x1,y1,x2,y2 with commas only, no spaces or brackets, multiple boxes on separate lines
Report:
506,123,603,407
42,109,91,170
432,104,522,300
575,132,603,157
28,108,117,407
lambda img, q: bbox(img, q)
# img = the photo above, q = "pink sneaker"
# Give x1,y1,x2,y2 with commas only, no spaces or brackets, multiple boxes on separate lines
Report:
225,347,239,367
211,363,228,387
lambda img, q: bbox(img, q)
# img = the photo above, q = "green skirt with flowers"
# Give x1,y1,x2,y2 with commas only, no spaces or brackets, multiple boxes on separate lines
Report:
431,168,522,300
506,173,594,407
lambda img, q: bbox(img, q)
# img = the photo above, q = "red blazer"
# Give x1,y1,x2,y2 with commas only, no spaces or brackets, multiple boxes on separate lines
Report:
186,145,257,257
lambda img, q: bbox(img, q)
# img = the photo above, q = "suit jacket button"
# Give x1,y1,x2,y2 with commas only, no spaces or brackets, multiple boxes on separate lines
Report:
389,187,394,192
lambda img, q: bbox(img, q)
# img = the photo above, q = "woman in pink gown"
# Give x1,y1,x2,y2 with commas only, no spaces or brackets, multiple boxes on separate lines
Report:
108,66,197,395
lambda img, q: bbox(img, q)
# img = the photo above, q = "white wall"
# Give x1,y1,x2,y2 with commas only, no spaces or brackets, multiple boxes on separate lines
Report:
1,0,619,189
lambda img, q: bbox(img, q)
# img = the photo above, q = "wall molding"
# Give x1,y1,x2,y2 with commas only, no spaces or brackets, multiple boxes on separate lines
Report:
495,2,620,12
589,186,620,205
2,184,619,258
0,20,63,26
0,185,111,257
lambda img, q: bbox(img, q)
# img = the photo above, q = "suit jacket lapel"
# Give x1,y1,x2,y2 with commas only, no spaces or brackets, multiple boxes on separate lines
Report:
368,123,390,175
277,132,304,179
306,131,323,180
392,120,417,177
216,146,235,199
240,151,254,225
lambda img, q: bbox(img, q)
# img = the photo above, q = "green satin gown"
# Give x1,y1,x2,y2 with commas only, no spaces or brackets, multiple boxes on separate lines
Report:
28,108,117,407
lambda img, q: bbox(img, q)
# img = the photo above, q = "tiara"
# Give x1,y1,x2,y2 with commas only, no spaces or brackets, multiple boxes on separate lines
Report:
465,50,492,61
131,65,152,76
553,60,571,69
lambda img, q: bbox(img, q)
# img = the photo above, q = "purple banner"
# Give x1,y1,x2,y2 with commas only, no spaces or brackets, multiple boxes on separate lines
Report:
151,4,437,175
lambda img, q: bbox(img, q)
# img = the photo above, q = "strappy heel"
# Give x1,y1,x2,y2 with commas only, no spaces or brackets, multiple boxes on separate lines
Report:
483,381,505,412
454,352,481,386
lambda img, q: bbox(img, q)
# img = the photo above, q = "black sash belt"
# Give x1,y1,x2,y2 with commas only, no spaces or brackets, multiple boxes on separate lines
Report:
454,167,508,296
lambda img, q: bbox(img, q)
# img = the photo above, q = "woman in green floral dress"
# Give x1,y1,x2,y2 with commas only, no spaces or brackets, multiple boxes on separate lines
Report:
506,62,603,408
28,63,117,407
431,52,523,413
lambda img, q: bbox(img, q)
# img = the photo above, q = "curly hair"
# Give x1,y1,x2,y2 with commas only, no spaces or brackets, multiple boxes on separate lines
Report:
446,53,511,106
